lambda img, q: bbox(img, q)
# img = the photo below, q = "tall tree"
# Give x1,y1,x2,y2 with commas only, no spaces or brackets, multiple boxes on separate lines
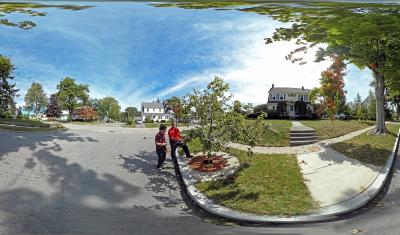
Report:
57,77,89,121
88,98,100,110
98,97,121,121
24,82,48,116
0,55,19,116
45,94,62,119
164,96,187,123
309,56,346,121
233,100,243,114
125,107,138,120
256,2,400,134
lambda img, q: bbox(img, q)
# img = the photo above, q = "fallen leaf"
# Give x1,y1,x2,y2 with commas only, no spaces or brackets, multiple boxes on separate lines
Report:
352,229,362,234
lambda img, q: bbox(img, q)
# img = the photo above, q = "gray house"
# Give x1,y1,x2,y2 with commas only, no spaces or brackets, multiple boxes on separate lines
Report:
141,102,173,122
267,84,313,117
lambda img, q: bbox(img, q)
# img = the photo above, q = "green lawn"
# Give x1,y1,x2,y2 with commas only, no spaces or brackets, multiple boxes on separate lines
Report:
234,119,291,147
0,118,50,128
0,123,64,132
331,124,399,166
69,120,103,125
195,148,315,215
300,120,374,140
144,122,161,128
144,122,188,128
122,123,136,128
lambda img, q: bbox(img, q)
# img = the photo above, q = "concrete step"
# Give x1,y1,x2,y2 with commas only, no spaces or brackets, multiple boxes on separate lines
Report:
290,139,318,146
290,136,318,141
290,129,316,134
290,132,316,137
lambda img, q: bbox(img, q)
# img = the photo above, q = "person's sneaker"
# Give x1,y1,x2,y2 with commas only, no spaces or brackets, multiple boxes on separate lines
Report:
156,164,162,169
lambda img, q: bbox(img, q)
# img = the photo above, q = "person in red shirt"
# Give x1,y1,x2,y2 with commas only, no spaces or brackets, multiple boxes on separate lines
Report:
155,124,167,169
168,121,192,159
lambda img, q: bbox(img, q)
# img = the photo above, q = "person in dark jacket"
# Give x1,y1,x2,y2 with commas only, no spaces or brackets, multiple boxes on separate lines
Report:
155,124,167,168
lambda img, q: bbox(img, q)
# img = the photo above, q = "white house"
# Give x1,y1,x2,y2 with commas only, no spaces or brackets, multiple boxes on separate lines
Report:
60,110,69,121
267,84,314,117
141,102,173,122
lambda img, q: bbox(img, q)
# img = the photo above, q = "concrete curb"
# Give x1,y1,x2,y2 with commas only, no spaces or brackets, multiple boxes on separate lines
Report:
176,128,400,223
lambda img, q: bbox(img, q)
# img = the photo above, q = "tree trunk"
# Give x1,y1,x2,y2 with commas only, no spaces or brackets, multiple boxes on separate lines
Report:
374,71,387,134
68,108,73,122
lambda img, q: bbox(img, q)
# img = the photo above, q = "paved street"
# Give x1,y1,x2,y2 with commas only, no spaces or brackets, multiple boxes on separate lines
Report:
0,124,399,235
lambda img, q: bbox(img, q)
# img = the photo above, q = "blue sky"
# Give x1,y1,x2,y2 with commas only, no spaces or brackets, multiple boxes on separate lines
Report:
0,2,373,109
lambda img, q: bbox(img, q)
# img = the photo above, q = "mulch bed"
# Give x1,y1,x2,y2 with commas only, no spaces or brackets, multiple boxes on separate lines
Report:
188,155,227,172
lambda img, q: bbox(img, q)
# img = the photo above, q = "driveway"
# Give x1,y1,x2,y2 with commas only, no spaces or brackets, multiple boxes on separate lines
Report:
0,124,399,235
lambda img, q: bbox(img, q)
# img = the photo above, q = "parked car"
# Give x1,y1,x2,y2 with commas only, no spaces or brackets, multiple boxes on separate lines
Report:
335,113,350,120
136,120,143,124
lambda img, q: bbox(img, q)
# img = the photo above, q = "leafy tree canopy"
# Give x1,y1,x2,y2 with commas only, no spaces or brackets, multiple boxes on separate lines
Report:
45,94,62,119
0,2,91,29
184,77,267,158
57,77,89,121
24,82,48,116
0,55,18,115
98,97,121,121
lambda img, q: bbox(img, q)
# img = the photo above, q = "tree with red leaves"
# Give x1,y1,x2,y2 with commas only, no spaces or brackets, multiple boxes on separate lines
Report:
310,56,346,121
74,106,98,121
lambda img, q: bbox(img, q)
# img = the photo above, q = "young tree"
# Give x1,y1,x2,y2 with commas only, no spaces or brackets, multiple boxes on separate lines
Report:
57,77,89,121
0,55,19,116
24,82,48,117
309,56,346,121
98,97,121,121
45,94,62,119
184,77,267,158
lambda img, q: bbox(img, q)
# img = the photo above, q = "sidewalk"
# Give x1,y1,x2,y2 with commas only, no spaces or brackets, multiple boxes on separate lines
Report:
298,147,382,208
176,124,400,223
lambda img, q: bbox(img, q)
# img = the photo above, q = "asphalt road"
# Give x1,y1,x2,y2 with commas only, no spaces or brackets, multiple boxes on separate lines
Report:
0,124,399,235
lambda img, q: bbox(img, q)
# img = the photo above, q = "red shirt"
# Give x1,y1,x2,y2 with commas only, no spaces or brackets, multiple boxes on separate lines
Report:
168,127,181,142
155,132,166,150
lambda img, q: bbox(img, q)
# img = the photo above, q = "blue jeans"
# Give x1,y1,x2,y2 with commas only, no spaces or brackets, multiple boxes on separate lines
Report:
156,148,166,167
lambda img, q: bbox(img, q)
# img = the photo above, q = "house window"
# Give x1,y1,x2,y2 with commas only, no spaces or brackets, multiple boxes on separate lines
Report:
290,106,294,111
300,95,304,101
147,108,149,112
272,106,276,110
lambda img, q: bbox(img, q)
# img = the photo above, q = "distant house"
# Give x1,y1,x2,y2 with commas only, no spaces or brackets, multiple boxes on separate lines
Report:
60,110,69,121
267,84,313,117
141,102,174,122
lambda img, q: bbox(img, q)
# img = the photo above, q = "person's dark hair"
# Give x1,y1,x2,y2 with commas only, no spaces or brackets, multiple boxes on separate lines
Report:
159,124,167,131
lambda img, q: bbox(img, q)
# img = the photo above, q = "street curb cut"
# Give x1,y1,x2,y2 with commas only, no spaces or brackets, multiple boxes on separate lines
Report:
176,128,400,223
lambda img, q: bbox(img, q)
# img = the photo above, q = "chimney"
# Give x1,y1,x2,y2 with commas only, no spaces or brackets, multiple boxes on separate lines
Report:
301,86,304,90
272,84,274,88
